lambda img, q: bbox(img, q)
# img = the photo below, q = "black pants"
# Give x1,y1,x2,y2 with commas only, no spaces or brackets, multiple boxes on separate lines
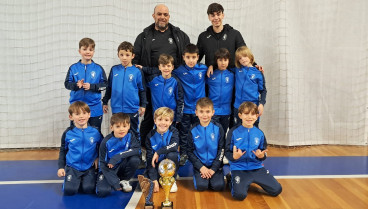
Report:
212,115,230,133
178,114,199,155
193,168,224,191
62,166,96,196
139,99,154,148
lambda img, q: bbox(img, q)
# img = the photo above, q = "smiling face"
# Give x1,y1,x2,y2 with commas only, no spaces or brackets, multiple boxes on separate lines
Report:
208,11,224,28
195,105,215,126
239,56,252,67
111,122,130,138
159,63,174,78
154,115,173,134
238,111,258,128
118,49,134,67
69,110,90,129
153,4,170,31
79,45,95,63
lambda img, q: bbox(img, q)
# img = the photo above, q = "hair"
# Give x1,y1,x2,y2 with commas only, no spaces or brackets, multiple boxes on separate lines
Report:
238,101,259,115
183,43,199,55
215,48,230,61
235,46,255,68
110,113,130,126
117,41,134,53
79,38,95,49
68,101,90,115
196,97,214,109
158,54,174,66
154,107,174,121
207,3,224,15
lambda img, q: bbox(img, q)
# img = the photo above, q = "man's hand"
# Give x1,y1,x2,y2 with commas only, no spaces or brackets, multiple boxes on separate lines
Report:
139,107,146,116
103,105,109,113
258,104,264,116
233,145,246,160
255,65,264,73
206,65,214,77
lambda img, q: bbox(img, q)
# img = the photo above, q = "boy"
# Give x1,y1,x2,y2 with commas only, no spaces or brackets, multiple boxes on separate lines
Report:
187,97,225,191
102,41,147,139
57,101,103,196
233,46,267,127
206,48,234,133
225,102,282,200
96,113,141,197
64,37,107,131
145,107,179,193
172,43,208,165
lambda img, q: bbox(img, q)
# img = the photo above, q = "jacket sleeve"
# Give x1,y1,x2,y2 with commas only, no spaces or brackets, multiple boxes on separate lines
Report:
64,66,79,91
256,132,268,161
138,69,147,108
145,130,159,181
259,72,267,105
187,127,204,170
174,76,184,123
108,133,141,166
89,65,108,92
102,68,113,105
58,129,69,169
235,30,246,49
156,127,179,155
133,33,144,65
210,125,225,172
225,127,236,162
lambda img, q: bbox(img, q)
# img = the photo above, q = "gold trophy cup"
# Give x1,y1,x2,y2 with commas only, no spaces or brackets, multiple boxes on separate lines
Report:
158,159,176,209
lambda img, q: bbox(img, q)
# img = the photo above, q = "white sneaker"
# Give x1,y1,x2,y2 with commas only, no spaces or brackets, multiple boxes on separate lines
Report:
120,180,132,192
170,181,177,193
223,156,229,164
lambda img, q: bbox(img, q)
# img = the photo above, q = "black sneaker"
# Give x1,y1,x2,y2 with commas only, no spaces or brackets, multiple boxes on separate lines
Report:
179,154,188,166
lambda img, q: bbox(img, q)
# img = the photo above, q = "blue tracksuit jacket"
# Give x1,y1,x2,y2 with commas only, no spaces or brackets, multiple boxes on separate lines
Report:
172,64,207,114
58,126,102,171
206,69,234,115
102,65,147,113
232,66,267,109
64,60,107,117
187,122,225,172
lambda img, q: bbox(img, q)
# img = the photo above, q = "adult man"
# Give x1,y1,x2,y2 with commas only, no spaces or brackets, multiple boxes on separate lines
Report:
133,4,190,165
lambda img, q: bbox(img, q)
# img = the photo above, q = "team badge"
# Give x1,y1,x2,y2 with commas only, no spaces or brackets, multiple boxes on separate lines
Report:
222,34,227,41
168,87,173,95
251,74,255,79
254,137,259,145
168,38,174,44
67,175,72,182
129,74,134,81
225,77,229,83
90,137,94,144
211,133,215,141
198,72,203,79
91,71,96,79
234,176,240,184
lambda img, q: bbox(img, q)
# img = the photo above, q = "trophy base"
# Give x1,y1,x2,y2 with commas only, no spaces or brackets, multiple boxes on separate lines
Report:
144,203,154,209
161,202,173,209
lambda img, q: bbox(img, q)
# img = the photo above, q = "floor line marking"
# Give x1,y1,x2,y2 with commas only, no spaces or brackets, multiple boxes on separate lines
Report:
125,184,142,209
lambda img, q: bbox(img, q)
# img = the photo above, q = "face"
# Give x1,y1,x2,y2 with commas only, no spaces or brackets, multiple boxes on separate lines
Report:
79,45,95,62
208,11,224,28
118,50,134,67
154,116,173,134
195,106,215,125
69,110,90,129
239,56,252,67
217,58,229,70
111,122,130,138
159,63,174,78
183,53,199,68
238,111,258,128
152,5,170,31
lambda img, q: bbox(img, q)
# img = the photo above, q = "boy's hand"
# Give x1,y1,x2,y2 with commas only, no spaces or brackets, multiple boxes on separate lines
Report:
233,145,246,160
200,166,211,179
103,105,109,113
139,107,146,116
258,104,264,116
252,149,268,159
152,152,159,168
206,65,214,77
57,168,65,177
208,169,215,177
135,64,143,69
255,65,264,73
108,163,114,168
82,82,90,90
153,180,159,193
77,79,84,88
93,158,99,169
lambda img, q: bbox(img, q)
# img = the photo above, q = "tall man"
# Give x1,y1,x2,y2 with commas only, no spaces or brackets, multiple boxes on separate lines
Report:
133,4,190,163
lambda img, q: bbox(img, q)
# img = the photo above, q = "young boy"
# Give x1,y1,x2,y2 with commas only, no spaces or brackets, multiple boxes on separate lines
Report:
187,97,225,191
57,101,103,196
233,46,267,127
206,48,234,133
64,37,107,131
145,107,179,193
96,113,141,197
102,41,147,139
225,101,282,200
172,43,208,165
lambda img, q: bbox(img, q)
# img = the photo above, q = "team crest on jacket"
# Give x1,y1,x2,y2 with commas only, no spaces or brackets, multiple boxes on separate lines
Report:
198,72,203,79
168,87,173,95
168,38,174,44
251,74,255,79
91,71,96,79
254,137,259,145
211,133,215,141
225,77,230,83
90,137,94,144
222,34,227,41
129,74,134,81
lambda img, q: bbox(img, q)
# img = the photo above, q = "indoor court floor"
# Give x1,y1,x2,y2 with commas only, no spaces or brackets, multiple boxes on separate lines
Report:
0,145,367,209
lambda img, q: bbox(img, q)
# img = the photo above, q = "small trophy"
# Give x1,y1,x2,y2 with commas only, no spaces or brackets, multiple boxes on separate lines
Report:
138,175,154,209
158,159,176,209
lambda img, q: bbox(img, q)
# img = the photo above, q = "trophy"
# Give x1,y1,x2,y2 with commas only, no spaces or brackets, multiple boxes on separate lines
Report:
158,159,176,209
138,175,154,209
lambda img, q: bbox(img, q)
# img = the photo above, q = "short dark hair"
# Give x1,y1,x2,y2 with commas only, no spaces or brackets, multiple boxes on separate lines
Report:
158,54,174,66
110,113,130,126
215,48,230,61
79,38,95,49
117,41,134,53
68,101,90,115
207,3,224,15
196,97,214,110
183,43,199,55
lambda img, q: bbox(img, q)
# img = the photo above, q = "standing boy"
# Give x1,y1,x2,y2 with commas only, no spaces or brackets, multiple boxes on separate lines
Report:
102,41,147,139
145,107,179,193
96,113,141,197
225,102,282,200
187,97,225,191
172,43,208,165
64,37,107,131
57,101,103,196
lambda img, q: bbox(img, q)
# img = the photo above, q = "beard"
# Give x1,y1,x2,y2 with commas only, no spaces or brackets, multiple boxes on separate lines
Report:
155,21,168,31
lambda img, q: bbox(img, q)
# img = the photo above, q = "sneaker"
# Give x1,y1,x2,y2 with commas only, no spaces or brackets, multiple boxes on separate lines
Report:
179,154,188,166
223,156,229,164
170,181,177,193
120,180,133,192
